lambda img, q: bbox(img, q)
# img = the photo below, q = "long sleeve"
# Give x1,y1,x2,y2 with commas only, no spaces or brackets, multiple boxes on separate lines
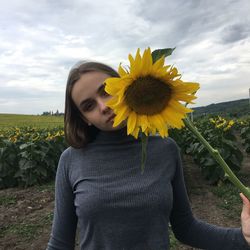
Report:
169,145,250,250
47,149,78,250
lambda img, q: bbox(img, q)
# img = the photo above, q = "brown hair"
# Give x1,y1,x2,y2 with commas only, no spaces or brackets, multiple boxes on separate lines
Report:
64,61,119,148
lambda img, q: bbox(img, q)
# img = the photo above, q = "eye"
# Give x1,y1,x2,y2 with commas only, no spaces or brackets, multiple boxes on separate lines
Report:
83,101,95,112
100,86,110,97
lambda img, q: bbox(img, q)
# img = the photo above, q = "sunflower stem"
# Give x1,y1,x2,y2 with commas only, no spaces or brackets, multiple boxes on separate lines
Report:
140,132,148,174
184,116,250,200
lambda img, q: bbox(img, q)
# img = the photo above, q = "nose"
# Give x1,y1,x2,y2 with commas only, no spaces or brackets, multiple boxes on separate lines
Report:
97,97,111,114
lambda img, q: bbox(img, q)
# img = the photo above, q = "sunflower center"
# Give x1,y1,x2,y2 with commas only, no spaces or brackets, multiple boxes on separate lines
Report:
124,76,172,115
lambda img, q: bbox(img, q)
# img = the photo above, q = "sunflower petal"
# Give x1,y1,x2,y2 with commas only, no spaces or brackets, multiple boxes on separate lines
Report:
128,54,135,67
139,115,150,132
148,114,168,137
127,111,137,135
171,92,197,103
173,82,200,93
105,96,119,108
141,48,152,76
132,48,142,77
152,55,165,70
168,99,193,114
131,126,140,139
118,63,128,77
161,107,185,129
113,105,129,127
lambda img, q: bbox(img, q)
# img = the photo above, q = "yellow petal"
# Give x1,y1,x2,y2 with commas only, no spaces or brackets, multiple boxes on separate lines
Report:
171,92,197,103
113,105,129,127
138,115,150,132
168,99,193,114
161,107,185,129
158,126,168,138
148,114,166,135
173,82,200,93
105,96,119,108
169,66,180,78
130,126,140,139
118,63,128,77
128,54,135,68
127,111,137,135
152,55,165,72
141,48,152,76
132,48,142,77
104,78,123,94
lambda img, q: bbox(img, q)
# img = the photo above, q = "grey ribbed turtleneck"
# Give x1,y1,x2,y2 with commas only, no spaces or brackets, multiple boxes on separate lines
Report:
47,127,250,250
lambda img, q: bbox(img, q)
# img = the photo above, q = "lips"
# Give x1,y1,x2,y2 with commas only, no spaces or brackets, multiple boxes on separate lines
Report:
107,114,116,123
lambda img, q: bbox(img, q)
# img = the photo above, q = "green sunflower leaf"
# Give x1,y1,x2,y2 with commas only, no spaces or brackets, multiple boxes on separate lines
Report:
151,48,176,63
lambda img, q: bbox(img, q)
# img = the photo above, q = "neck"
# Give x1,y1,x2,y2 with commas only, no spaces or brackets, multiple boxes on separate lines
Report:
92,126,136,144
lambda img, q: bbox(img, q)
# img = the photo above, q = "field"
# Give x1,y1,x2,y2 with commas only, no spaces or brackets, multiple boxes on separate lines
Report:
0,114,250,249
0,114,63,129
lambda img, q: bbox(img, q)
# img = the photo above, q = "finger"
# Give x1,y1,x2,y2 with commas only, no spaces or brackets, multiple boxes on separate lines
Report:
240,193,250,206
240,193,250,217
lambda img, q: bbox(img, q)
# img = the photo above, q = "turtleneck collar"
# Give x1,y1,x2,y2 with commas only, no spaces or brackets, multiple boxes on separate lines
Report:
91,126,137,144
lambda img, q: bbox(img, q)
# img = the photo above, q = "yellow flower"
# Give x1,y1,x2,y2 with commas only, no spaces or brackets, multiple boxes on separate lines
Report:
209,118,215,124
223,120,235,131
104,48,200,138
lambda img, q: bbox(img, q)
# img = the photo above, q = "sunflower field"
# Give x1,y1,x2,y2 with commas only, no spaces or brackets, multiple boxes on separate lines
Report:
0,126,66,189
237,118,250,153
0,115,249,189
170,115,250,184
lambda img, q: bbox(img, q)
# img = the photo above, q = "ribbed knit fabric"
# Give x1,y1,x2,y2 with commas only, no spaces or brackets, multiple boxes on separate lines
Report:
47,126,250,250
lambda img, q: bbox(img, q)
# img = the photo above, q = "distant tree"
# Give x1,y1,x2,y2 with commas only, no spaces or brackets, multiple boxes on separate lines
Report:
42,111,51,116
41,110,64,116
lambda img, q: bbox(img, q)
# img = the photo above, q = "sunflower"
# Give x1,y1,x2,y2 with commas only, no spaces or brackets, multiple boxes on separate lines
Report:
104,47,200,139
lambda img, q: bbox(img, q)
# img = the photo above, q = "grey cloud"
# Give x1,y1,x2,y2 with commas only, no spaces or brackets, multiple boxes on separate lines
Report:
221,24,250,43
135,0,250,48
0,85,60,99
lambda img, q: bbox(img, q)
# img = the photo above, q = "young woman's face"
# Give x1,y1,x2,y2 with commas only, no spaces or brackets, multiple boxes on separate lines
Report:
71,71,126,131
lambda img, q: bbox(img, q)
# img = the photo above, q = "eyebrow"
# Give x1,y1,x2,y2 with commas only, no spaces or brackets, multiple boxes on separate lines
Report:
79,84,106,108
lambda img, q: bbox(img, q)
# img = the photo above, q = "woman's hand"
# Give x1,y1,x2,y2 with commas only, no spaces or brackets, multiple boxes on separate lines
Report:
240,192,250,246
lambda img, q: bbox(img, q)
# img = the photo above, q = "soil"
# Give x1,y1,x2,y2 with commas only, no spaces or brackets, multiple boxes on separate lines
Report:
0,134,249,250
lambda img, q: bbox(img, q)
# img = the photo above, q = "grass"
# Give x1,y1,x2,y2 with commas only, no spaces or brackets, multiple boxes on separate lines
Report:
0,194,17,206
211,181,242,219
0,212,54,240
2,222,42,240
35,181,55,192
0,182,55,241
0,114,63,130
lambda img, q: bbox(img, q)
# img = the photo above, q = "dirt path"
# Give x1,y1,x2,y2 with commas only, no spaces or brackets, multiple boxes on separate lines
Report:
0,147,249,250
0,184,54,250
183,154,241,226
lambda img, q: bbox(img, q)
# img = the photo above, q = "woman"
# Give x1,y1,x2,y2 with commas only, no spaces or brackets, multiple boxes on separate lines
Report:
47,61,250,250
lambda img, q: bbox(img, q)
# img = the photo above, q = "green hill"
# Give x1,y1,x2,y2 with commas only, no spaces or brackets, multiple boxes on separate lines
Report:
193,98,250,118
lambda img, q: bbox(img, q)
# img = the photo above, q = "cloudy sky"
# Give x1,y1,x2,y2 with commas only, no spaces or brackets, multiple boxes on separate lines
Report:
0,0,249,114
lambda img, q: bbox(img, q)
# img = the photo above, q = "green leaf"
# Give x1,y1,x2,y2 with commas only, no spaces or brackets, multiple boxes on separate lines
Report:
151,48,175,63
19,142,33,150
37,167,47,177
203,157,216,167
